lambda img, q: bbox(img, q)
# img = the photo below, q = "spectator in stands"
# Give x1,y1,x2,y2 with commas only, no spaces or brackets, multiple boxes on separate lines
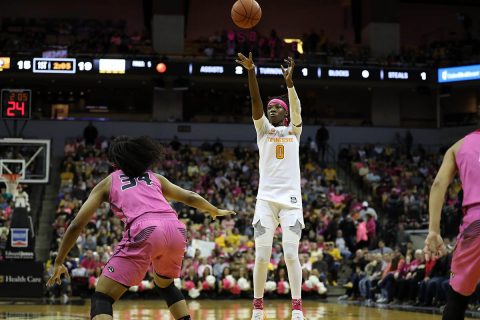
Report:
376,253,404,303
372,240,393,255
170,136,182,151
212,138,224,155
358,253,383,301
12,185,30,211
356,218,368,250
359,201,377,221
394,249,425,304
316,124,329,162
83,121,98,146
335,230,351,259
405,131,413,154
80,250,97,275
394,223,411,250
416,253,451,307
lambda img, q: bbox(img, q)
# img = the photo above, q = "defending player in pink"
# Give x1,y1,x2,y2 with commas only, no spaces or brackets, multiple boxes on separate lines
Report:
47,136,235,320
425,130,480,320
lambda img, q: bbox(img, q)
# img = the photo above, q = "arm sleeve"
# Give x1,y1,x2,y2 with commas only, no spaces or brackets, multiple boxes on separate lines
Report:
288,86,302,136
253,115,270,136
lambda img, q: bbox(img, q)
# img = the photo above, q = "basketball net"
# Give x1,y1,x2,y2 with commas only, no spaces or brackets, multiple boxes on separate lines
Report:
2,174,21,197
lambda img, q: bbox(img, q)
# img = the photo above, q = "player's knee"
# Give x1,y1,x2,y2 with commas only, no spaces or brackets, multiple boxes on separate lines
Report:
154,282,185,307
282,242,299,261
255,253,269,264
255,245,272,264
90,291,115,319
154,277,173,288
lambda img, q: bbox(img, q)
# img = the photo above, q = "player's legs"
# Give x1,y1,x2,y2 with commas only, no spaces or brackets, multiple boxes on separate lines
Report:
151,219,190,320
91,275,128,320
444,213,480,320
252,199,280,319
280,208,304,319
97,223,152,320
154,274,190,320
442,287,470,320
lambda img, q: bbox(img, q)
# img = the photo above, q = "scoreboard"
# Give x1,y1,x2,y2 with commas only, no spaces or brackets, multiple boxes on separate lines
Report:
2,57,154,75
33,58,76,74
0,56,434,83
1,89,32,120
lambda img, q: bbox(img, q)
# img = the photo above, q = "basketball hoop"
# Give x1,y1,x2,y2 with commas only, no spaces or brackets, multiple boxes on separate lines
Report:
1,173,21,197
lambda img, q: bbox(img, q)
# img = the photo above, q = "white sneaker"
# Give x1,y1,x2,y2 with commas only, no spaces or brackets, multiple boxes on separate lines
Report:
291,310,305,320
376,297,387,304
61,294,69,304
251,309,266,320
338,294,349,301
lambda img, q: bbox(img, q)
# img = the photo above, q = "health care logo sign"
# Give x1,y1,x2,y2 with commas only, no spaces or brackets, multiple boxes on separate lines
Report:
11,229,28,248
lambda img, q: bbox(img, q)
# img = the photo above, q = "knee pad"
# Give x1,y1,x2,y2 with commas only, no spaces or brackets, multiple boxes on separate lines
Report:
255,245,273,265
282,241,299,261
90,292,115,319
154,282,185,307
282,224,300,261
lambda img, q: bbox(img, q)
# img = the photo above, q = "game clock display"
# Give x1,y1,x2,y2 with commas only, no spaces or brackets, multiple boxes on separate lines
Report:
1,89,32,120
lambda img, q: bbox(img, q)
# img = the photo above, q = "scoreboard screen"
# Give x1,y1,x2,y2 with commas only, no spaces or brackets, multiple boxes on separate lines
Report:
33,58,76,74
1,89,32,120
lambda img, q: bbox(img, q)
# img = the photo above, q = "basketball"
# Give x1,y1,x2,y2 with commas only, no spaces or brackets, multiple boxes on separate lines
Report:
231,0,262,29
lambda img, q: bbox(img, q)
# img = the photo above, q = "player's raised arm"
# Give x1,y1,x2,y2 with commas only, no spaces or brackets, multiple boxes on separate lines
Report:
156,174,235,220
236,52,264,121
425,141,460,259
281,57,302,135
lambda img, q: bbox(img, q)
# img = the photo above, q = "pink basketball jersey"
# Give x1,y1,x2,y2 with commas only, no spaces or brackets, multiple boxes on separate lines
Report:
456,130,480,208
109,170,176,225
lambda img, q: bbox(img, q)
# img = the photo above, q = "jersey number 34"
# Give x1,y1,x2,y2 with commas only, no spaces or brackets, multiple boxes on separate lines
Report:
120,173,153,190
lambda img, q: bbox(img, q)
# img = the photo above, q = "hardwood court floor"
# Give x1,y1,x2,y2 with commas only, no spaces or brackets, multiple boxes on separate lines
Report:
0,299,474,319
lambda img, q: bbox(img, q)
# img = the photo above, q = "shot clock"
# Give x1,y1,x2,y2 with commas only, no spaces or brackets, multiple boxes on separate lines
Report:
1,89,32,120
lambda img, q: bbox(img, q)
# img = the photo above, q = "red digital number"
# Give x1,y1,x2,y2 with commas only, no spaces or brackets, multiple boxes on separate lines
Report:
18,102,25,116
6,101,25,117
6,101,15,116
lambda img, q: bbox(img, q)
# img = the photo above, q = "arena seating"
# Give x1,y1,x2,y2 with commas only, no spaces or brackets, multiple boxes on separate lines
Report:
0,18,151,55
49,137,351,299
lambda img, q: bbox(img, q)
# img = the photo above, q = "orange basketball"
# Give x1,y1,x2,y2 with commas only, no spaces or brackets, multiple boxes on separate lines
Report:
231,0,262,29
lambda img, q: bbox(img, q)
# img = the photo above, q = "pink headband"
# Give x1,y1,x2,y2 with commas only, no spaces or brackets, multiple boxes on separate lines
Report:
267,99,288,112
267,99,289,126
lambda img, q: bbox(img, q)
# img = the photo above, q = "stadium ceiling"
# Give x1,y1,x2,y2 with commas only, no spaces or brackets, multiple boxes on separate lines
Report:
402,0,480,6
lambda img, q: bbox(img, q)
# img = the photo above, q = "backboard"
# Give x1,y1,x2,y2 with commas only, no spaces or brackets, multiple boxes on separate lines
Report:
0,138,50,184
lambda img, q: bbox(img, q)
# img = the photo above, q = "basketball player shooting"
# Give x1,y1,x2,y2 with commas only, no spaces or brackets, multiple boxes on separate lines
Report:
47,136,235,320
236,53,305,320
424,132,480,320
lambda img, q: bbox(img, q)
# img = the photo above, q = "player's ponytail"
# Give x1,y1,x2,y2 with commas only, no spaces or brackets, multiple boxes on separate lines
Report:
108,136,162,177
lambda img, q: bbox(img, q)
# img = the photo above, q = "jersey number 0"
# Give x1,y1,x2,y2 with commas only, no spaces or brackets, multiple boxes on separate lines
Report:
276,145,285,159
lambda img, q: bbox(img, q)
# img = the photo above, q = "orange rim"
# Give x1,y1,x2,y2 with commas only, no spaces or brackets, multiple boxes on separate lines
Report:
2,174,21,182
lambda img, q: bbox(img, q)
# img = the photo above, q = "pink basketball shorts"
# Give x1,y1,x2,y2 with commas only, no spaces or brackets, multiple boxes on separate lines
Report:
102,216,187,287
450,206,480,295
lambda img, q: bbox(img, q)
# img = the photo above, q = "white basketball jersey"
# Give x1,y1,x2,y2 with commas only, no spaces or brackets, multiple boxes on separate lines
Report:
254,115,302,208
